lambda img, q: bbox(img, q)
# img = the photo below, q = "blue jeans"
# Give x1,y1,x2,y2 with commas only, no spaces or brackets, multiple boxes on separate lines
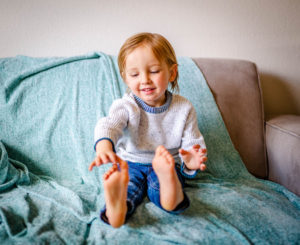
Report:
100,161,190,225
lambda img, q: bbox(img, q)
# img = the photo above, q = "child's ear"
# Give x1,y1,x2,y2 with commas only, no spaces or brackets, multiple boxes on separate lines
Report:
169,64,178,82
121,72,127,82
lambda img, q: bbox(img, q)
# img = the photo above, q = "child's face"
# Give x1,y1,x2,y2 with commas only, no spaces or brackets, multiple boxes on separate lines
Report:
123,44,177,107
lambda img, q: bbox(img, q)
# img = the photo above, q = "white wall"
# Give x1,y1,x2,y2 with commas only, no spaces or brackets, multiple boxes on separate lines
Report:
1,0,300,115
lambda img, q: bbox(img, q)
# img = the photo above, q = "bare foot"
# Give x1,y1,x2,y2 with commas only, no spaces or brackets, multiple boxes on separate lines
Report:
152,146,184,211
103,158,129,228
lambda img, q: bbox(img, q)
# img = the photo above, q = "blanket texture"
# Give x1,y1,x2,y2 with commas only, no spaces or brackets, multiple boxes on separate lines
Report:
0,53,299,244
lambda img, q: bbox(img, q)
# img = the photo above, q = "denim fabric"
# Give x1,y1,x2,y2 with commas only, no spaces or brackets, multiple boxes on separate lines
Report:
100,161,190,225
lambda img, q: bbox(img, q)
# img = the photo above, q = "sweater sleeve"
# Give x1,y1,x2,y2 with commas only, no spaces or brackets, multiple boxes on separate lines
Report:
180,106,206,178
94,99,129,151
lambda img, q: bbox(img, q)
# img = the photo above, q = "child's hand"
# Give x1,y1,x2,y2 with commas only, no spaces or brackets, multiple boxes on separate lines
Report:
179,144,207,171
89,140,119,171
89,150,119,171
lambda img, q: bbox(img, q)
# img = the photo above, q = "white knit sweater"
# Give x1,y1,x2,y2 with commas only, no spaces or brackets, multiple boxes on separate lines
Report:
94,91,206,177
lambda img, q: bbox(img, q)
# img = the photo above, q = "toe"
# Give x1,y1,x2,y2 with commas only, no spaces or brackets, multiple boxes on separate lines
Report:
167,155,175,165
162,149,169,157
156,145,165,155
118,157,128,171
103,172,109,180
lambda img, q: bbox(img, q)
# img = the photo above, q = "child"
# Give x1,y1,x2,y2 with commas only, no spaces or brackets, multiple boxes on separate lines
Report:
89,32,207,228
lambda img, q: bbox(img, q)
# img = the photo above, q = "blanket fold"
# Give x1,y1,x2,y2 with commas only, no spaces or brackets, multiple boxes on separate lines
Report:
0,52,299,244
0,141,30,191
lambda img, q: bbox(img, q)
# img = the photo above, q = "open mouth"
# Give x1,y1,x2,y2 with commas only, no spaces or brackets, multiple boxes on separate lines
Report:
141,88,155,94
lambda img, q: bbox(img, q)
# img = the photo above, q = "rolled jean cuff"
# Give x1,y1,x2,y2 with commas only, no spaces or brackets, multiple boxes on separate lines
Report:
100,206,109,225
100,201,134,226
166,192,190,214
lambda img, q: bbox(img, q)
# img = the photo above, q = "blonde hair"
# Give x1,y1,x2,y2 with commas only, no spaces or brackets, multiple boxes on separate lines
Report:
118,32,179,93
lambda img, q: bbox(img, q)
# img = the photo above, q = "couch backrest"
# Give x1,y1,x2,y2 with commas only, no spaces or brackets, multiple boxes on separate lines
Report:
193,58,267,178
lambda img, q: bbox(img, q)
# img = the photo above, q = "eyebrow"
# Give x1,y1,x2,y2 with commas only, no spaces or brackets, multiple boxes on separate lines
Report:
126,63,162,71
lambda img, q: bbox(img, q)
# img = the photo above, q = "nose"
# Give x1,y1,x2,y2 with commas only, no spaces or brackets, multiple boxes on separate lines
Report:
141,72,150,84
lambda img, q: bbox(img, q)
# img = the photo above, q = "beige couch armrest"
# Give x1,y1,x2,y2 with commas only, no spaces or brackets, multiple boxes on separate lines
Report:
266,114,300,196
193,58,267,178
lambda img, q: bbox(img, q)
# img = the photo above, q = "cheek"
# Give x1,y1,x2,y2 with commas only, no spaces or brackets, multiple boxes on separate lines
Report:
126,80,139,91
157,74,169,85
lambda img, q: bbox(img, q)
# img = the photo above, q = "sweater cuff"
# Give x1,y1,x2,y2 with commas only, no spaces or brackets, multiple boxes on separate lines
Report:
94,138,116,153
180,162,198,179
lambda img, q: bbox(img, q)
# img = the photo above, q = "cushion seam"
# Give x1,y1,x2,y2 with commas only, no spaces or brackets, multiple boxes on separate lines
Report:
266,122,300,139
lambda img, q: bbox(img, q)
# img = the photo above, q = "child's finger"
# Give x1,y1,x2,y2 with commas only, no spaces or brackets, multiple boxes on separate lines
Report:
201,148,207,154
88,161,96,171
101,154,110,164
95,156,102,166
179,148,188,155
199,163,206,171
202,156,208,162
194,145,207,155
108,152,118,164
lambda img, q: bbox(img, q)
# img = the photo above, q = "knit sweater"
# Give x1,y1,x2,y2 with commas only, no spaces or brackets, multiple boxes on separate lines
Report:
94,91,206,178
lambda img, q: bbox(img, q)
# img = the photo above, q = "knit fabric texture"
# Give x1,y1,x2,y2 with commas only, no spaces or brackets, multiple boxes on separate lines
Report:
94,91,206,168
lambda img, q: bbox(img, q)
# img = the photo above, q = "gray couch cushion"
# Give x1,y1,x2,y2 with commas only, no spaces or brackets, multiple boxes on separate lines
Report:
266,115,300,196
193,58,267,178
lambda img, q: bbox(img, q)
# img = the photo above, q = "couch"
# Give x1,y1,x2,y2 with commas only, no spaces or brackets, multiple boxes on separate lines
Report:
193,58,300,196
0,53,299,244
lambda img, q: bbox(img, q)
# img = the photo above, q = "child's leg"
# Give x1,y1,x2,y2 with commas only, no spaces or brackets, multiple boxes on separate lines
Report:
151,146,185,211
102,160,129,228
126,162,148,217
101,161,148,227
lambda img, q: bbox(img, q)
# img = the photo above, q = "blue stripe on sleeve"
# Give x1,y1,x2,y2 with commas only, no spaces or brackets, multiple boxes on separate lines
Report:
94,138,116,153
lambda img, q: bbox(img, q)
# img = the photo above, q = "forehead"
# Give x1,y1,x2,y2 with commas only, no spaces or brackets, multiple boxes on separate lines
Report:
125,44,163,68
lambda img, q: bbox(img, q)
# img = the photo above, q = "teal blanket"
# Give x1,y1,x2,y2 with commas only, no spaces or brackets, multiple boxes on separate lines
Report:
0,53,299,244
